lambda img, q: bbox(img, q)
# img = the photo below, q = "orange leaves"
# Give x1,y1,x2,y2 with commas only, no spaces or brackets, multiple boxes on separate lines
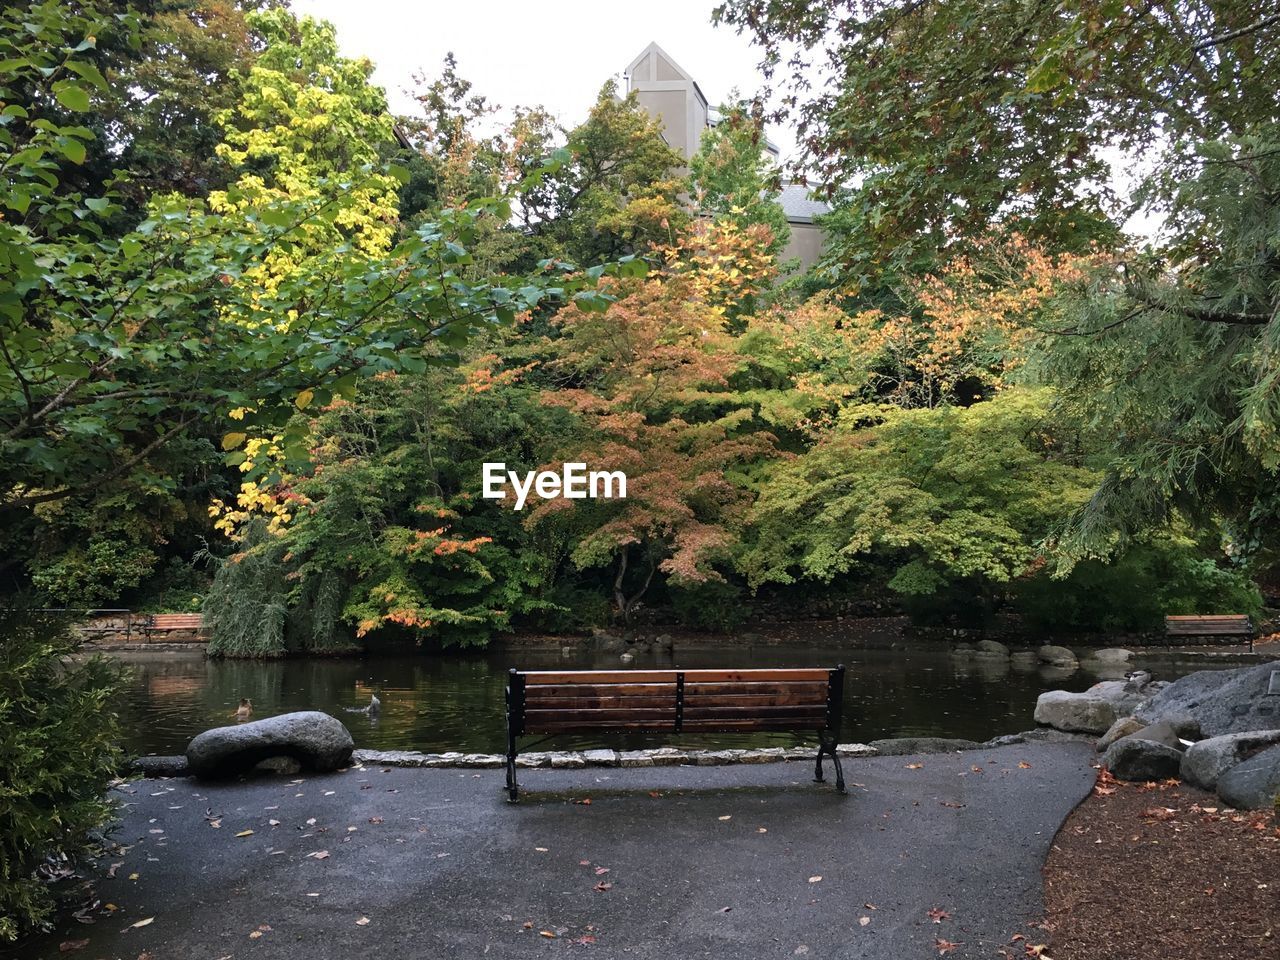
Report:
459,354,539,394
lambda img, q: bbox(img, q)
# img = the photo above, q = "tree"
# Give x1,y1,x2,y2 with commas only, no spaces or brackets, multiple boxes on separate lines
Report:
689,104,790,257
518,82,689,265
714,0,1280,283
528,273,778,620
1031,124,1280,568
742,388,1098,618
204,364,583,654
0,2,616,599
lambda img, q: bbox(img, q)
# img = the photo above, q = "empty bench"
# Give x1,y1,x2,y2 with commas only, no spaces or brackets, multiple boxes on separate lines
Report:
1165,615,1254,651
503,667,847,802
144,613,208,642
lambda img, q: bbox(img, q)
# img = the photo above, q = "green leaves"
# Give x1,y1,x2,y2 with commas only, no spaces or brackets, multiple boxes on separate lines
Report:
51,80,90,112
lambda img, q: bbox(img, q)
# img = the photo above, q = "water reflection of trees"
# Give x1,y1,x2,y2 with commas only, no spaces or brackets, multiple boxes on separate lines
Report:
118,647,1110,756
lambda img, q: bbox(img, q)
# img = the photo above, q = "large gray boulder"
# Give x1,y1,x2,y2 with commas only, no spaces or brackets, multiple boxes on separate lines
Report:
1088,679,1152,716
1034,689,1120,733
1102,734,1184,782
973,639,1010,658
1216,744,1280,810
868,737,983,755
186,711,354,779
1181,730,1280,790
1038,645,1079,667
1096,717,1147,751
1034,679,1151,734
1134,663,1280,737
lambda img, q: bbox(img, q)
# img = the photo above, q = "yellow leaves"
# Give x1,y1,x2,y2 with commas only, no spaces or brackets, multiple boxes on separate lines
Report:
295,389,314,410
221,432,246,451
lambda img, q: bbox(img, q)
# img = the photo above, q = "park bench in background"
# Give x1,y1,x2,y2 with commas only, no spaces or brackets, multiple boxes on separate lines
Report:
144,613,208,642
503,667,847,802
1164,615,1254,651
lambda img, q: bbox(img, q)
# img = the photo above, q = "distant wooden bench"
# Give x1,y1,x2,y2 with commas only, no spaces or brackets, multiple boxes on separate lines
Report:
503,667,847,802
144,613,208,641
1164,615,1254,650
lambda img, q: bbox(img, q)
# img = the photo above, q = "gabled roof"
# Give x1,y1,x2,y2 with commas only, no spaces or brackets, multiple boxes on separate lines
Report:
778,183,831,225
625,41,708,109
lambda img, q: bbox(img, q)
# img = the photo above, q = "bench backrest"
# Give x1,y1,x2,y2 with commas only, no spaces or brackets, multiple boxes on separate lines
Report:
148,614,206,630
1165,615,1253,636
507,667,844,736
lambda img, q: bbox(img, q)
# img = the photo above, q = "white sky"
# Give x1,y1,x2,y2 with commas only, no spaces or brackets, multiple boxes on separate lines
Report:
290,0,796,156
290,0,1158,241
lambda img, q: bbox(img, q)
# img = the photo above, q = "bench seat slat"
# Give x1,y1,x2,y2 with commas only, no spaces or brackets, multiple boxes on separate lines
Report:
526,708,675,724
681,718,827,730
524,721,678,733
522,668,830,685
522,696,678,710
684,706,827,721
525,683,675,699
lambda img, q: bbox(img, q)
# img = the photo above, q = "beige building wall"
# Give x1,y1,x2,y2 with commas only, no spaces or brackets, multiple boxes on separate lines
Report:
625,42,707,162
625,42,828,269
781,223,825,272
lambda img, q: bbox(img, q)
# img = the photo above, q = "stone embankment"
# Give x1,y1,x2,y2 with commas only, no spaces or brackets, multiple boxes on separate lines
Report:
1032,656,1280,810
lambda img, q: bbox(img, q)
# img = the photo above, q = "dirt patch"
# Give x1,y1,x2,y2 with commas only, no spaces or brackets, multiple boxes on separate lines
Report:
1043,770,1279,959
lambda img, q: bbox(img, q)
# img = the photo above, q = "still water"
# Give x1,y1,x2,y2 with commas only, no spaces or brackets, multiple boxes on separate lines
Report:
109,644,1201,757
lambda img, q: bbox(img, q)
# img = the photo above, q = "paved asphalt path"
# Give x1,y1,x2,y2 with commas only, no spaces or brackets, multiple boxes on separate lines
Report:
13,742,1095,960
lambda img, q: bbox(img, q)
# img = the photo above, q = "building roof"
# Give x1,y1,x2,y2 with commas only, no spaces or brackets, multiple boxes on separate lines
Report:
777,183,830,225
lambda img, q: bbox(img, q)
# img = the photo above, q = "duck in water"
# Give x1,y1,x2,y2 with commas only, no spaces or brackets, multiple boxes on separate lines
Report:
344,692,381,716
234,697,253,721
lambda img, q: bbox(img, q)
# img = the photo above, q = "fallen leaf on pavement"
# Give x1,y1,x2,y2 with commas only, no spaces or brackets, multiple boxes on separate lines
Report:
235,830,254,838
935,938,960,955
927,907,951,923
539,930,556,939
593,881,612,892
1018,761,1032,769
128,918,154,930
594,867,609,875
355,917,370,926
757,827,767,833
306,850,330,860
106,862,123,878
905,763,924,770
718,815,732,821
58,939,89,952
808,876,822,883
858,917,870,927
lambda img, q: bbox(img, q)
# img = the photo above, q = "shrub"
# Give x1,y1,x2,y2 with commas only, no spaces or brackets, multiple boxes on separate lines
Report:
1013,538,1263,634
0,610,124,941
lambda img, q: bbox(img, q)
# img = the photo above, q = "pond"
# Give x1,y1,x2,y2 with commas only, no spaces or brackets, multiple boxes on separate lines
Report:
111,643,1222,757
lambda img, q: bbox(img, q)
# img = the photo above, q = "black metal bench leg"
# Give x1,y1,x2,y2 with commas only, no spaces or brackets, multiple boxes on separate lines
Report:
506,752,519,802
831,749,846,794
813,741,826,783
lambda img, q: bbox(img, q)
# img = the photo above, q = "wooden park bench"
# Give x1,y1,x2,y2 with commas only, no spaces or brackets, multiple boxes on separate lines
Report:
1164,615,1254,651
143,613,208,642
503,667,847,802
